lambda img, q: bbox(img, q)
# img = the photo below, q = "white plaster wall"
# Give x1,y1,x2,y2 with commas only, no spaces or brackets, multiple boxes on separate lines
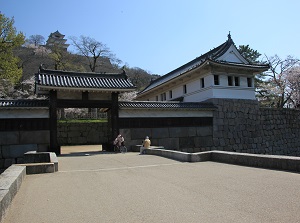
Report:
219,74,227,86
172,85,184,100
184,88,214,102
0,109,49,118
217,45,248,64
212,87,256,100
137,73,255,102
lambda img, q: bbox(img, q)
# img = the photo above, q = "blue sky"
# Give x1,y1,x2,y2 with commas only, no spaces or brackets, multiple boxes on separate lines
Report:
1,0,299,75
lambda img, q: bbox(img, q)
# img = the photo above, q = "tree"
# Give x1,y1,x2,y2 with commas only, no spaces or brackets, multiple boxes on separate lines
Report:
238,45,261,63
259,55,300,108
125,67,153,90
70,35,116,72
286,66,300,108
48,44,85,71
26,34,45,47
0,13,25,84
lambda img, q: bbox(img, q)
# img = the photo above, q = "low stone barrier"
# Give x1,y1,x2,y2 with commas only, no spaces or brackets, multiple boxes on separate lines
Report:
145,149,300,172
0,165,26,222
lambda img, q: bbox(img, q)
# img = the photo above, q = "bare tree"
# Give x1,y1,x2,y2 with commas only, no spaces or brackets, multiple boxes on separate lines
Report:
285,66,300,108
69,35,116,72
259,55,300,108
26,34,45,46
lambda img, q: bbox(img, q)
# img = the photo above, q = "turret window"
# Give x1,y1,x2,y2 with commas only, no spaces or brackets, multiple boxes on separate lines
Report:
247,78,252,87
214,75,219,85
234,77,240,86
169,90,173,99
160,93,166,101
228,76,233,86
201,78,205,88
183,85,187,94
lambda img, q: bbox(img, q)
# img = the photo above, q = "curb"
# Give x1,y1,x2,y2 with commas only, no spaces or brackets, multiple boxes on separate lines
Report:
0,165,26,223
145,149,300,172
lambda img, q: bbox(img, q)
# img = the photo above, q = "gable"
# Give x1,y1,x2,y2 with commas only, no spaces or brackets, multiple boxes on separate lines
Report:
217,45,249,64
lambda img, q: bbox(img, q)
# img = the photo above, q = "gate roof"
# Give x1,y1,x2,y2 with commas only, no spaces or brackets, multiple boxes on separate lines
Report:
35,66,136,94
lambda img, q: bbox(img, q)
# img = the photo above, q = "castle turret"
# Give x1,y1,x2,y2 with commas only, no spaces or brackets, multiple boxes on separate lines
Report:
46,30,69,51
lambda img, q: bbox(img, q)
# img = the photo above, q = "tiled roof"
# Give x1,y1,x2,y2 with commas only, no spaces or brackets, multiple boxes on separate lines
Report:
119,101,216,110
138,34,269,95
35,67,136,92
0,100,49,108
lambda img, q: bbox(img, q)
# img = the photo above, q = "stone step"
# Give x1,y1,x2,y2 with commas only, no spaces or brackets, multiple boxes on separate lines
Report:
17,163,55,175
24,152,51,163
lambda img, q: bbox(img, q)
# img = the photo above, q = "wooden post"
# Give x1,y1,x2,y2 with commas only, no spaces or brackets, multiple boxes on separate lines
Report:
111,92,119,141
49,90,60,155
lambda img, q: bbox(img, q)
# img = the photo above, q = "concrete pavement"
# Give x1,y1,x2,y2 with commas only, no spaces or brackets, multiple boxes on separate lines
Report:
2,151,300,223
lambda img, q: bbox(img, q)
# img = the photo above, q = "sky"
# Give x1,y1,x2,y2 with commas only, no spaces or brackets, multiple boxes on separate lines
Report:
1,0,299,75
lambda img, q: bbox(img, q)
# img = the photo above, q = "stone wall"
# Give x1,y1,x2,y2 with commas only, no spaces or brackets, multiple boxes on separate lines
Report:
0,130,50,169
120,126,214,152
209,99,300,156
57,122,110,145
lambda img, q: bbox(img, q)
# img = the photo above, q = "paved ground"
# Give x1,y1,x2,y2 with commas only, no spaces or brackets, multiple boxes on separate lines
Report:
3,147,300,223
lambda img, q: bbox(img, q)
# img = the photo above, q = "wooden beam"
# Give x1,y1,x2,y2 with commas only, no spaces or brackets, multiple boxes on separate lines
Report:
82,91,89,101
56,99,112,108
49,90,60,155
111,92,119,141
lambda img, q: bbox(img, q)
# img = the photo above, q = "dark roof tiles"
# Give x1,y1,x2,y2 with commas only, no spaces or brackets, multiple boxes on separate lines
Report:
36,67,136,91
0,100,49,108
119,101,216,110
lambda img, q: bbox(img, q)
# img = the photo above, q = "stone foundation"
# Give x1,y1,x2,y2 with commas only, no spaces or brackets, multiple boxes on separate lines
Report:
209,99,300,156
121,126,214,152
57,122,110,145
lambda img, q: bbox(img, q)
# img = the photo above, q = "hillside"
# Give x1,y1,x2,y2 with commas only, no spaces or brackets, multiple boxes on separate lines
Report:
11,46,158,98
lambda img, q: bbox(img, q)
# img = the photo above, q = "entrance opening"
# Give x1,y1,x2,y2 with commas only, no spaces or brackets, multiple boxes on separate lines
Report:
57,107,112,155
60,145,103,156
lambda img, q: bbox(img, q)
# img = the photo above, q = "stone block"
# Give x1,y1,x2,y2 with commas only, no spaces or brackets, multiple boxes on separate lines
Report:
197,126,213,136
152,128,169,139
87,133,99,144
0,189,11,223
19,131,50,144
37,144,49,152
0,132,19,145
158,138,179,150
179,137,195,148
194,136,214,147
23,163,55,174
4,159,16,168
169,127,189,138
130,128,152,140
187,127,197,137
24,152,50,163
2,144,38,159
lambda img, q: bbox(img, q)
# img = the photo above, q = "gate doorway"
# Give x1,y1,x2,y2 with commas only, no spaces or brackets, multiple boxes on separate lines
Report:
61,145,103,156
35,66,136,155
57,107,111,154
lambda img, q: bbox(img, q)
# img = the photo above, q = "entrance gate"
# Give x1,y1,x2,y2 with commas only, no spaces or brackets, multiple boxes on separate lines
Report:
35,66,136,155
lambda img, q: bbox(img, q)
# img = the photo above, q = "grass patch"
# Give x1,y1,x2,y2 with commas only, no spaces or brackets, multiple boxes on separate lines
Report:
58,119,108,123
